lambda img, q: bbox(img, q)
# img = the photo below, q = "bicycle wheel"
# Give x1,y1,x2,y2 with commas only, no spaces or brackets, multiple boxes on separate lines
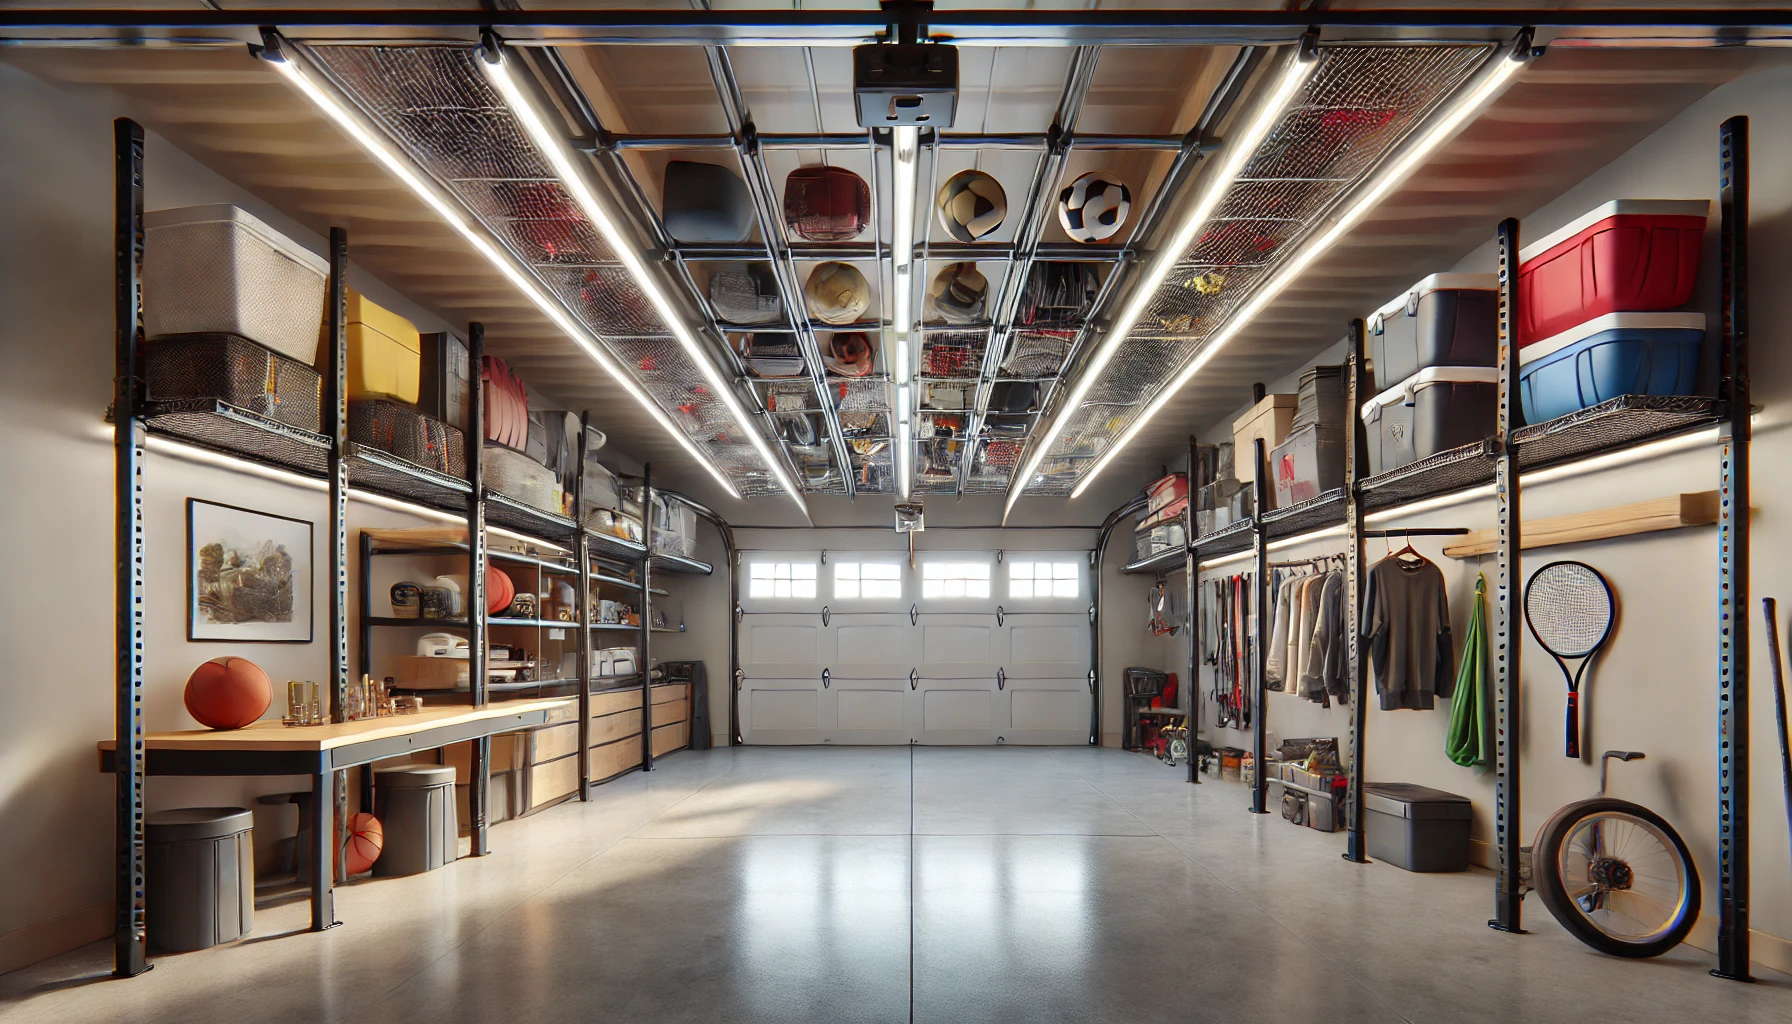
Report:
1533,797,1700,958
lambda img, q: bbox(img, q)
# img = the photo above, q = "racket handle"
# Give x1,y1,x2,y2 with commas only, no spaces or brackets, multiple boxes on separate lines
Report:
1565,692,1580,759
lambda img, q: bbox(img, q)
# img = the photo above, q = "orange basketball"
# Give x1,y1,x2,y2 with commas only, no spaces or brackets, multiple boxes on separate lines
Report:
183,656,272,730
344,812,384,875
488,565,516,614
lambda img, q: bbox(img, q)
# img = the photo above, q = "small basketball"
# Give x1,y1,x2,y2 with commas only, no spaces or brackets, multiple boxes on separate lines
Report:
488,565,516,615
183,657,272,730
344,812,384,875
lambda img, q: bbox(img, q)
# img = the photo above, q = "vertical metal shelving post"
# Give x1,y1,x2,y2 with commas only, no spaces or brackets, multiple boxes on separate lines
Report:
575,412,594,798
1342,318,1371,863
466,323,492,856
1185,435,1201,784
1488,217,1525,934
112,116,149,979
1712,113,1753,983
1247,436,1270,815
640,463,655,770
324,229,350,893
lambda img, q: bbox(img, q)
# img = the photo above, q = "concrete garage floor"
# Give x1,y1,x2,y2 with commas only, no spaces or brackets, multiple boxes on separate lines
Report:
4,747,1789,1023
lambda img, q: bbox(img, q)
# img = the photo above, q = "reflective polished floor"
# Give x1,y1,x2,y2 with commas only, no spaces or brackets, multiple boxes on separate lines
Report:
4,746,1789,1023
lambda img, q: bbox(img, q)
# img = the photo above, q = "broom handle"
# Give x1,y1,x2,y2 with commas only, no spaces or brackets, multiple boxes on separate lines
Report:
1765,598,1792,877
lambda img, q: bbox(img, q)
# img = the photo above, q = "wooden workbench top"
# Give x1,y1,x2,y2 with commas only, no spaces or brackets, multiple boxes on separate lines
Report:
98,697,575,754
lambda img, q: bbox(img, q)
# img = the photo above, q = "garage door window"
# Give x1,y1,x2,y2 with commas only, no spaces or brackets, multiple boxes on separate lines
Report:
835,562,901,599
1009,561,1079,599
922,561,991,599
748,561,817,599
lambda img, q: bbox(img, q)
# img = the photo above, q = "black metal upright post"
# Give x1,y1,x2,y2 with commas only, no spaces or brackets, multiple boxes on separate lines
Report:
466,323,491,856
1186,435,1201,784
1712,114,1753,983
640,463,655,770
575,410,594,798
358,529,375,811
1343,318,1372,863
112,116,150,979
324,228,349,891
1489,217,1525,934
1248,436,1269,814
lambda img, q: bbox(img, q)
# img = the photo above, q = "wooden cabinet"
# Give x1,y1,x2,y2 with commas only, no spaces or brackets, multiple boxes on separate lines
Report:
589,736,643,781
651,720,691,758
527,753,580,810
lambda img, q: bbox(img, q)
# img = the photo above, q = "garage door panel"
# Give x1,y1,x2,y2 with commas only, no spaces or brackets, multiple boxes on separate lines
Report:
917,615,998,678
1001,613,1090,679
920,685,997,744
828,680,912,744
829,616,911,674
740,613,824,677
740,678,824,745
1005,679,1090,744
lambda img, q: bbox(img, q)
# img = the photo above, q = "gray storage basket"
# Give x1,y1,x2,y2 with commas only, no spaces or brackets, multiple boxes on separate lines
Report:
348,398,466,477
143,205,330,363
145,333,323,432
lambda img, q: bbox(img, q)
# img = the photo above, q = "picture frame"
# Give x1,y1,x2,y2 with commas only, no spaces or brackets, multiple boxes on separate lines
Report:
186,498,314,643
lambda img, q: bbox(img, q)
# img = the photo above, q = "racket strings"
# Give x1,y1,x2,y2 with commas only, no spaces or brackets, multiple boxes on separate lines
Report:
1525,564,1613,657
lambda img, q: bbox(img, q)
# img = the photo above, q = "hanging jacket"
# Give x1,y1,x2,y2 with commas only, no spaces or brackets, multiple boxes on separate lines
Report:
1301,571,1347,703
1363,554,1455,711
1265,574,1301,688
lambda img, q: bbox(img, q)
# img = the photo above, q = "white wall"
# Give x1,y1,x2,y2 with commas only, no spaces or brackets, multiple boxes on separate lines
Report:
0,61,475,972
1194,64,1792,970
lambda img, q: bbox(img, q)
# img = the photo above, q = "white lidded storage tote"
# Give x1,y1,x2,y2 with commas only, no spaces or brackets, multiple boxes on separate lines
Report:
1367,273,1497,393
144,205,329,363
1360,366,1501,476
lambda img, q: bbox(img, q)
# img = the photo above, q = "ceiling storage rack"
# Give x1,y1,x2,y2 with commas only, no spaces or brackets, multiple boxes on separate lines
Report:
105,120,726,978
1156,118,1752,977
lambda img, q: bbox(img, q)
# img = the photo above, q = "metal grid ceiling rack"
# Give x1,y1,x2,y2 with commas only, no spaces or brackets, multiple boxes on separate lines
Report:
301,43,793,498
1021,44,1494,494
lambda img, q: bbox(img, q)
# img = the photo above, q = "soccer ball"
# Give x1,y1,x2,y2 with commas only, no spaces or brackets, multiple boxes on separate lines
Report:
1058,171,1131,243
935,169,1007,242
804,261,871,325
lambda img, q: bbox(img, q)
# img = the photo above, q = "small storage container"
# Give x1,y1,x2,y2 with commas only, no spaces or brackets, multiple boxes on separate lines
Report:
664,161,755,242
1294,364,1347,432
1368,273,1497,391
1516,199,1709,346
144,333,322,432
144,205,329,364
1145,472,1188,517
1518,312,1706,424
1134,519,1186,560
418,331,472,433
1359,366,1501,476
1231,393,1296,485
146,807,254,952
374,765,458,876
1364,782,1472,872
650,496,700,558
339,290,422,403
1269,423,1344,508
484,443,561,515
348,399,466,477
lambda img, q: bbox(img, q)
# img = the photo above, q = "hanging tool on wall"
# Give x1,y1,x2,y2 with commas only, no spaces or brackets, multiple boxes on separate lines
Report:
1148,578,1181,636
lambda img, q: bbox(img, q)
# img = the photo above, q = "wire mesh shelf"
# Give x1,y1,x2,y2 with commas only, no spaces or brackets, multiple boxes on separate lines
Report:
484,490,577,543
347,443,472,512
141,399,332,476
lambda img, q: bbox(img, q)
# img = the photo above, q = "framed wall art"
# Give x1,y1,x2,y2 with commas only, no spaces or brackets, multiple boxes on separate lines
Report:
186,498,314,643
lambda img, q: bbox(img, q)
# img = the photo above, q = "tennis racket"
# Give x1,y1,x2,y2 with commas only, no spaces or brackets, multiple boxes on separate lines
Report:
1524,561,1615,758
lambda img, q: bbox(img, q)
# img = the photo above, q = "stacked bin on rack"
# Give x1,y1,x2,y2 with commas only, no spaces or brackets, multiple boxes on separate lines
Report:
1270,365,1347,507
1515,200,1711,421
1359,274,1501,475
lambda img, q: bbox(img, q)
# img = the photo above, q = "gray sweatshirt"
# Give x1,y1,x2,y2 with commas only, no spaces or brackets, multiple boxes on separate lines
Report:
1363,556,1454,711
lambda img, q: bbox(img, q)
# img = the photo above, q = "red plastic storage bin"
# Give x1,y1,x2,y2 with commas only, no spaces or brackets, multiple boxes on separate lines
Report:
1515,199,1707,347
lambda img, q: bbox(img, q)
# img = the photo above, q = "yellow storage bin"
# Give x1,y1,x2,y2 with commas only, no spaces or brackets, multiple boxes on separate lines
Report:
325,290,421,403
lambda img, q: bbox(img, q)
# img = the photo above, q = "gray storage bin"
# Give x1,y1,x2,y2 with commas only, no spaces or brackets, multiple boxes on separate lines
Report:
1360,367,1500,477
1369,273,1498,392
1268,422,1343,508
1294,364,1346,432
1364,783,1472,872
375,765,458,876
146,807,253,952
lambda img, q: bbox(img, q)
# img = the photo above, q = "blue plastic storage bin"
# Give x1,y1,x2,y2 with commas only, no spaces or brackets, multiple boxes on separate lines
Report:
1518,312,1705,424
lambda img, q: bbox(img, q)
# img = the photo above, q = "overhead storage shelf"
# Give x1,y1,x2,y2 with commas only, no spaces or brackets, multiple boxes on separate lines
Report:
651,553,713,576
346,442,472,512
587,528,649,561
142,399,331,475
484,491,578,544
1120,546,1185,576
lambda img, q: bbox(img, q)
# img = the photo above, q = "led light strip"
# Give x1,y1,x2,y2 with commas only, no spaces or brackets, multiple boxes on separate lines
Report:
259,37,746,505
478,41,808,512
891,125,921,499
1001,47,1319,519
1069,44,1528,499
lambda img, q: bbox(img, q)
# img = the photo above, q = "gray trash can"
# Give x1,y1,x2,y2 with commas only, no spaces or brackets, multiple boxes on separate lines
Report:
374,765,458,876
146,807,253,952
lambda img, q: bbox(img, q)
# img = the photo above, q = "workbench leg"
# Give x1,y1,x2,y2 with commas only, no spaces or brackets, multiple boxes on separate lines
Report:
310,771,338,931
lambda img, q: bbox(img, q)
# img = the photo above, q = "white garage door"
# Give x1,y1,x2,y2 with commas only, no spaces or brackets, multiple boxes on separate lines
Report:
737,549,1090,746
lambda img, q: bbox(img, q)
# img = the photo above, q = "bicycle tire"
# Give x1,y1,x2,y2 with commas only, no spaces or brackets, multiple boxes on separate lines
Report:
1534,797,1700,958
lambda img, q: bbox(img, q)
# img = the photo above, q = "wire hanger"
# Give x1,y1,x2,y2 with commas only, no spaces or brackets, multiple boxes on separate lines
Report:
1393,529,1428,568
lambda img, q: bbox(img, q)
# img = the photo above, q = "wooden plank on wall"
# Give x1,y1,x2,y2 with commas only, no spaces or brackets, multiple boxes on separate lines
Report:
1442,491,1720,558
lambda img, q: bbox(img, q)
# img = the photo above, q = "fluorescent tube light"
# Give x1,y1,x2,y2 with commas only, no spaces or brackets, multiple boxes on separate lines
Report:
1002,48,1318,519
1067,44,1528,499
260,39,748,505
891,125,921,498
476,42,807,512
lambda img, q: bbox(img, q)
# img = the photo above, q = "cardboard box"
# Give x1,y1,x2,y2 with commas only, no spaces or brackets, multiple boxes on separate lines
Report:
1231,394,1296,486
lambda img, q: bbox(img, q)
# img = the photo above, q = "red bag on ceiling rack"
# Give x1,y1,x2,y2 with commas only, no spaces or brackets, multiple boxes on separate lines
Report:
481,354,530,450
784,165,871,242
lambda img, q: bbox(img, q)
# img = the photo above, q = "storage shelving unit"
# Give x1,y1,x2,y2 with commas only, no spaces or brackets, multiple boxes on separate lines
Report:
106,120,721,977
1164,120,1754,970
